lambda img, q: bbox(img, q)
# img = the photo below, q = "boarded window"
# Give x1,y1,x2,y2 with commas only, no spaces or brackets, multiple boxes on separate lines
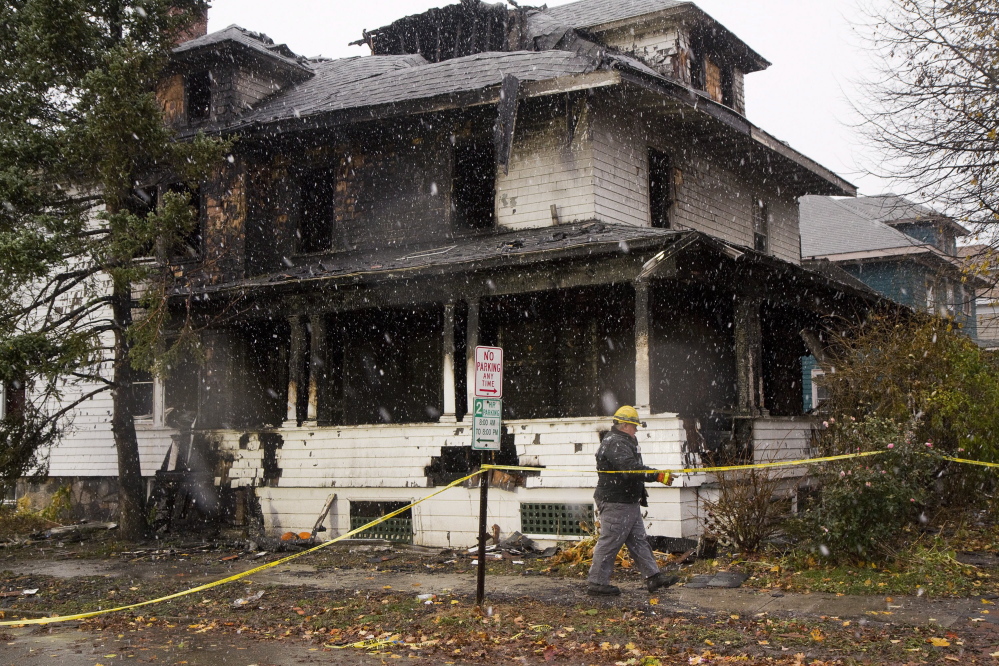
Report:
187,70,211,121
648,148,673,229
452,142,495,231
704,57,723,103
752,198,768,254
298,168,337,253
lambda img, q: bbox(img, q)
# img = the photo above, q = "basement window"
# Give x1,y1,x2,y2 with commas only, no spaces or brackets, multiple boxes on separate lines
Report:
452,142,495,231
298,168,337,253
349,501,413,543
648,148,673,229
752,198,769,254
187,70,212,122
520,503,594,537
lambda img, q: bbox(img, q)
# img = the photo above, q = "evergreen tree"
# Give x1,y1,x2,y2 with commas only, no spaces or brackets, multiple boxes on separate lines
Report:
0,0,228,538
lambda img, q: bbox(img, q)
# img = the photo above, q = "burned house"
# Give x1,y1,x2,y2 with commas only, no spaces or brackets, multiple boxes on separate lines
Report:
43,0,880,544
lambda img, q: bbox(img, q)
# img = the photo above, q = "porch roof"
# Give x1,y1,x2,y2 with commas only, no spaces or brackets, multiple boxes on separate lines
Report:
180,220,883,308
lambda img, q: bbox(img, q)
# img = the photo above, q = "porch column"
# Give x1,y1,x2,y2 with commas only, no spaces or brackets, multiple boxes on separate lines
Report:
464,298,480,421
305,314,327,426
440,302,457,423
634,281,651,415
284,314,306,427
734,296,765,415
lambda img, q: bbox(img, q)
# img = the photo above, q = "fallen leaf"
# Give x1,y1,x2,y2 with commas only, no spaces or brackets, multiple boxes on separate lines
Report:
928,637,951,647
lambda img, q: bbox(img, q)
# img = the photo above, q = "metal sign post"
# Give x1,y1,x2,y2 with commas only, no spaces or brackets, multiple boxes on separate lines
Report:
473,346,502,606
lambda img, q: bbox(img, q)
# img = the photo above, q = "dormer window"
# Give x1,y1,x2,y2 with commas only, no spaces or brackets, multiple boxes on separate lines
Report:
187,70,212,121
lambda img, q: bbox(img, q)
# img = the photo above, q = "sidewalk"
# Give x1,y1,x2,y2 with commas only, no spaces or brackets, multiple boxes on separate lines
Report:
4,557,994,629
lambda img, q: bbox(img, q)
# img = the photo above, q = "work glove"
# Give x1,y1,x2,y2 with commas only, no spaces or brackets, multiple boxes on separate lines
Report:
656,471,671,485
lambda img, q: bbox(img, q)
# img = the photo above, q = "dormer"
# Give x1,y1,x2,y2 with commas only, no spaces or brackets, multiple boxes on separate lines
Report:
158,25,313,128
543,1,769,116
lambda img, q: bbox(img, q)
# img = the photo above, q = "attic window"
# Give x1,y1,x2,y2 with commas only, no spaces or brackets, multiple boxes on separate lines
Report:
299,168,337,253
752,198,768,253
704,58,723,104
648,148,673,229
187,70,211,121
452,142,495,231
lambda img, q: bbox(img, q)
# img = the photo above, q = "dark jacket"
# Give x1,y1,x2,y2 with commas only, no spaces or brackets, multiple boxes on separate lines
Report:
593,426,658,505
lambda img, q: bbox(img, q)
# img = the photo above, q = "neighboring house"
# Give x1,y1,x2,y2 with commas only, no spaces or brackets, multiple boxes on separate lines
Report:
799,194,983,410
33,0,882,546
959,244,999,349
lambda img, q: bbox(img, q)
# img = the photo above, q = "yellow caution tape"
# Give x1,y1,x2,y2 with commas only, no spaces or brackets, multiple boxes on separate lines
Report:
10,447,998,628
0,468,485,627
934,454,999,469
481,450,885,476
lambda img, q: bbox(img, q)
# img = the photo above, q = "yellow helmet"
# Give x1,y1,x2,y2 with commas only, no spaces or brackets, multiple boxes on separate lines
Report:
612,405,643,427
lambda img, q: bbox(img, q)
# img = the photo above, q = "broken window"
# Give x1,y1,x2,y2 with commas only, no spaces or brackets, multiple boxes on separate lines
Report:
126,186,158,257
187,70,211,122
481,285,634,420
926,281,935,312
752,198,768,254
0,380,25,420
337,307,443,425
648,148,673,229
452,142,496,231
166,184,203,259
298,168,337,253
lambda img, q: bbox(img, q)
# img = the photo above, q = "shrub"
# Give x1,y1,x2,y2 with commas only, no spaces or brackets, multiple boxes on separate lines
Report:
791,417,935,561
701,466,796,554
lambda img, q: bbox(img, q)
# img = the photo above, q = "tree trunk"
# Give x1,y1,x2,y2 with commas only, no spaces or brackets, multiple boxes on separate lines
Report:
110,280,147,540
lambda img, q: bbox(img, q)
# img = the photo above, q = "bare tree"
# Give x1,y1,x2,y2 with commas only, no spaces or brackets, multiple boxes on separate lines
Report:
861,0,999,258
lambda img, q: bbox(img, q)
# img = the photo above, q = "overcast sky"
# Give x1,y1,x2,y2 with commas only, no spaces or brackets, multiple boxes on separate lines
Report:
207,0,889,196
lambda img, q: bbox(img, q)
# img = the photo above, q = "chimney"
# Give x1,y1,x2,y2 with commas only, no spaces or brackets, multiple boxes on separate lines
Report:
171,6,209,45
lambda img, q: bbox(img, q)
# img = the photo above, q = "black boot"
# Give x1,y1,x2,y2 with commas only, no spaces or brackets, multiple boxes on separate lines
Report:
586,582,622,596
646,572,679,593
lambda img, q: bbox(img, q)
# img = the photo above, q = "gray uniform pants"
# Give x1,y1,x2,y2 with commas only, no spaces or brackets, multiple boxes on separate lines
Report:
587,501,660,585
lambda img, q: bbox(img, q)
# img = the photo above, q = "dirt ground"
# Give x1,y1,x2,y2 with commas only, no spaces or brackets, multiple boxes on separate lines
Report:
2,537,999,664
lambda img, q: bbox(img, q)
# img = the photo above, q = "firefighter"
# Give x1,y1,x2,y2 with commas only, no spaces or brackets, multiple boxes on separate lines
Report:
586,405,679,596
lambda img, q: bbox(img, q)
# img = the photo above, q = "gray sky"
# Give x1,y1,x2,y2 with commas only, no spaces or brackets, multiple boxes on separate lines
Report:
207,0,888,196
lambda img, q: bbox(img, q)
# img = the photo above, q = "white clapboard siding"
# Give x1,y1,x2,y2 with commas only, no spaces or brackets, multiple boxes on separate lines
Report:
496,105,595,231
258,477,702,548
45,375,176,478
590,101,802,265
754,417,818,480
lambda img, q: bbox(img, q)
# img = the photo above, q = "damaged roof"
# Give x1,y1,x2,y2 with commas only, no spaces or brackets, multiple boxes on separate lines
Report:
234,50,596,128
543,0,688,29
172,24,312,74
